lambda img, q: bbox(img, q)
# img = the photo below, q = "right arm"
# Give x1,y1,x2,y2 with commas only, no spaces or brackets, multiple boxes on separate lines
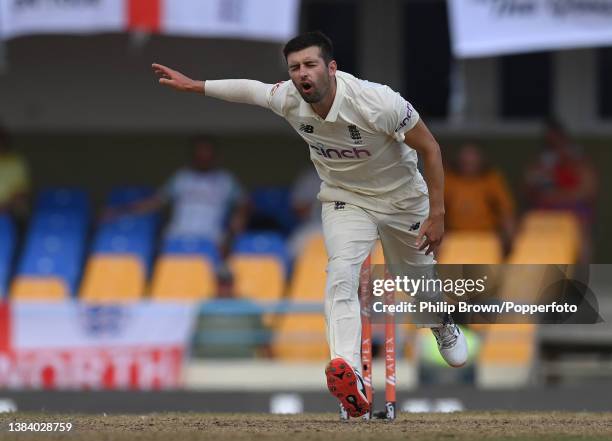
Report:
101,194,166,222
152,63,272,108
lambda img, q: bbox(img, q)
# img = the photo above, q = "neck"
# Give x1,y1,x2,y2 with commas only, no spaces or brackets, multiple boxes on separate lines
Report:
311,76,337,119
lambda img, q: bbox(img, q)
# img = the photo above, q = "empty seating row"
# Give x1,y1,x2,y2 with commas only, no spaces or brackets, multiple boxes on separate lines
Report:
439,211,580,382
11,188,90,300
81,187,160,303
3,186,299,302
79,230,289,303
2,187,579,368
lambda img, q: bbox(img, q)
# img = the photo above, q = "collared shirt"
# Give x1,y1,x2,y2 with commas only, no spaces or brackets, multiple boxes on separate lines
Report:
265,70,428,214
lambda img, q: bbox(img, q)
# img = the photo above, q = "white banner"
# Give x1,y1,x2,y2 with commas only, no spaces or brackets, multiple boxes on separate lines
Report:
0,0,125,39
12,302,195,348
0,0,300,42
448,0,612,58
0,301,197,389
163,0,299,41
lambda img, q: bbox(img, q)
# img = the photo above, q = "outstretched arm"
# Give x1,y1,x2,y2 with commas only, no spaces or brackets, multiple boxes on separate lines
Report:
152,63,205,93
152,63,271,108
101,194,166,222
403,119,445,256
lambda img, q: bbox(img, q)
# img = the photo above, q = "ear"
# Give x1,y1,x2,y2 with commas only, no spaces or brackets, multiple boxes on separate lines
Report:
328,59,337,75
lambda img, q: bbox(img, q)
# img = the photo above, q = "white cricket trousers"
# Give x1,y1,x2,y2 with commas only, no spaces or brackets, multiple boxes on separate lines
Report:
322,196,435,372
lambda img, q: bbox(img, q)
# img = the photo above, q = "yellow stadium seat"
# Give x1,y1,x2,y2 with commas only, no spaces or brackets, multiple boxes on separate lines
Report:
274,235,329,359
478,324,536,365
150,255,215,302
80,255,145,303
229,256,285,301
510,210,580,264
437,231,503,264
401,323,419,362
10,277,68,301
521,210,580,236
476,323,536,387
273,314,329,360
434,233,502,340
480,214,564,382
508,234,577,264
502,211,579,308
289,234,327,300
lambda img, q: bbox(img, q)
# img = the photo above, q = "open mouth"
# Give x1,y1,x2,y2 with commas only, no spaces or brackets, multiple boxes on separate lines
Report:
301,82,313,92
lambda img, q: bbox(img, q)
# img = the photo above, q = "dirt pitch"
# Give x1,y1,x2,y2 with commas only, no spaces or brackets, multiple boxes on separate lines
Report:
1,412,612,441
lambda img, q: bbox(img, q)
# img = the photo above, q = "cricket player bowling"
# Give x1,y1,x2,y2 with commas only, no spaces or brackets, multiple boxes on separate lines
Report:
152,31,467,418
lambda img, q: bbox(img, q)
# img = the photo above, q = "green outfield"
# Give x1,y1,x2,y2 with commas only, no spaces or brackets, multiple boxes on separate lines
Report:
1,412,611,441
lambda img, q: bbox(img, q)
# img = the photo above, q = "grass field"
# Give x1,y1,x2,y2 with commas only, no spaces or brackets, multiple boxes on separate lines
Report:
1,412,612,441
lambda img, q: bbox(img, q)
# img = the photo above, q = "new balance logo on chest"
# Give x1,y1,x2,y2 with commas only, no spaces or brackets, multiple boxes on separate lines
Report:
299,123,314,133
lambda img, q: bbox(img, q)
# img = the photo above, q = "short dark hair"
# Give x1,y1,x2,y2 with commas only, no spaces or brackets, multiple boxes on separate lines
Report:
283,31,334,65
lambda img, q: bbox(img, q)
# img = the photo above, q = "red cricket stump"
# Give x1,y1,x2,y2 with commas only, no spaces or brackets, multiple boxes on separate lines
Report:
340,255,397,421
360,255,373,420
384,270,397,420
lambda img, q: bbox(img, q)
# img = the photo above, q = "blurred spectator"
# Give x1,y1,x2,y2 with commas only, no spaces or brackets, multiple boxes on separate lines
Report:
0,126,31,221
288,167,322,258
419,325,479,385
444,142,516,249
191,267,271,358
105,137,249,259
524,119,598,261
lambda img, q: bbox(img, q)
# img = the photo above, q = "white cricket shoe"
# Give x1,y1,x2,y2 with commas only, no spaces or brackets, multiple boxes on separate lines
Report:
431,323,468,367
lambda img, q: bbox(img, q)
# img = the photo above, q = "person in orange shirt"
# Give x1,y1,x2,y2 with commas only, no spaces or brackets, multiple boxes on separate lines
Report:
444,143,516,250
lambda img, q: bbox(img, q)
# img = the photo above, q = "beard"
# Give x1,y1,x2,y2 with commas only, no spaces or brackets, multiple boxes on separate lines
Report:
295,77,329,103
300,89,323,103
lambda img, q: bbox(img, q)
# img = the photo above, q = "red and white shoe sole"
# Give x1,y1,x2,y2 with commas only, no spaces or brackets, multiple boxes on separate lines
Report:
325,358,370,418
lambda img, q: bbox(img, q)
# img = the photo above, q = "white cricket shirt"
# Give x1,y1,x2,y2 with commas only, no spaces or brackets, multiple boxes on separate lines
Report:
265,70,428,214
162,168,243,242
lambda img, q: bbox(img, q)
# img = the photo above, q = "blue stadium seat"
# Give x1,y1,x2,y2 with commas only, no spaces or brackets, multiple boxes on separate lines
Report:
30,212,88,235
19,230,86,291
35,188,90,214
251,187,296,234
87,187,160,278
93,226,155,270
232,231,290,272
107,186,155,207
162,236,221,268
0,215,16,297
20,253,81,283
104,186,160,243
103,215,158,237
13,189,91,296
